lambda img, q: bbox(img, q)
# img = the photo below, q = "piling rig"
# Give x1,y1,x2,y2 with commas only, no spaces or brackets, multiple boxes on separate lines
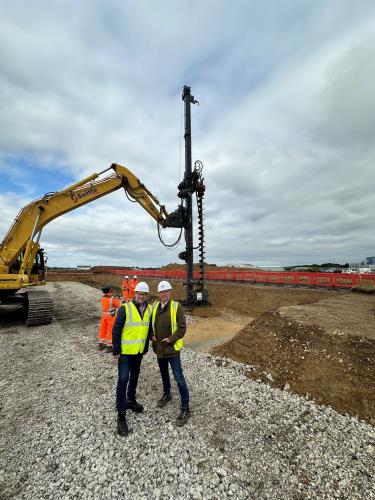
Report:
178,86,209,307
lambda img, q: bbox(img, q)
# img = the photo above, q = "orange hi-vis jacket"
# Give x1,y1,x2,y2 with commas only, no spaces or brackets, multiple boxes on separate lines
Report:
99,294,121,347
128,278,138,300
122,279,130,301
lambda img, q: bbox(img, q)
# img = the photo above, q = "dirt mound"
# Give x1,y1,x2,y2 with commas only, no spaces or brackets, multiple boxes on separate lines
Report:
279,293,375,340
212,308,375,425
204,281,334,316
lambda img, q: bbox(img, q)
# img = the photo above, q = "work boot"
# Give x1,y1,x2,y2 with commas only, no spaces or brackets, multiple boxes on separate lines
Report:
157,393,172,408
126,400,144,413
117,411,129,436
176,409,190,427
98,343,106,351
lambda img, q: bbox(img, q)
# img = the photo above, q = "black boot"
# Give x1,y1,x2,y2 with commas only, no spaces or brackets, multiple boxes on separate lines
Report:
117,411,129,436
126,400,144,413
176,409,190,427
157,393,172,408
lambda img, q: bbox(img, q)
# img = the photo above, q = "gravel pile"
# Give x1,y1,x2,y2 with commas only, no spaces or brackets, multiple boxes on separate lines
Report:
185,313,196,325
0,282,374,499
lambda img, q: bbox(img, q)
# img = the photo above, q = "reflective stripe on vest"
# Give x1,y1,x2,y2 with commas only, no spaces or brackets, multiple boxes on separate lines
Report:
121,302,151,355
152,300,183,352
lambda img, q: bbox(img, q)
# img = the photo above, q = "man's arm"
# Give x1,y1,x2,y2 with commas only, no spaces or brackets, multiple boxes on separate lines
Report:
148,321,155,340
112,305,126,356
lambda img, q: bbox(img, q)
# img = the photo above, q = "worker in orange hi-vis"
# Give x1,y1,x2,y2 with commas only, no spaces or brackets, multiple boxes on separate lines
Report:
122,275,130,302
98,284,121,353
128,275,138,301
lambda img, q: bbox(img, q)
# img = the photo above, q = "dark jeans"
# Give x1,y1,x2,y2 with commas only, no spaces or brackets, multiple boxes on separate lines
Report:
157,356,189,410
116,353,143,412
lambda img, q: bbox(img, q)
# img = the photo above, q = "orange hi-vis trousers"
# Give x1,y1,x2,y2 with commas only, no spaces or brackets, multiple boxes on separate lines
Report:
99,315,116,347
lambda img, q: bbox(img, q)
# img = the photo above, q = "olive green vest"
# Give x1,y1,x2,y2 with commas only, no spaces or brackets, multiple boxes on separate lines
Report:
152,300,183,352
121,302,151,355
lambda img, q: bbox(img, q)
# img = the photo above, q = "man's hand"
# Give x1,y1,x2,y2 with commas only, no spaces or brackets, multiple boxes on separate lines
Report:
150,335,156,342
113,354,120,364
162,337,171,344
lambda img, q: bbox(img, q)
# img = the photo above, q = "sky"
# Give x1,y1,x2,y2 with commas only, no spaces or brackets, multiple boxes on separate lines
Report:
1,0,375,268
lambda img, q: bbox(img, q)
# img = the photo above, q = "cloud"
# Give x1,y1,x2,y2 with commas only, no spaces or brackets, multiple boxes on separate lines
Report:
1,1,375,268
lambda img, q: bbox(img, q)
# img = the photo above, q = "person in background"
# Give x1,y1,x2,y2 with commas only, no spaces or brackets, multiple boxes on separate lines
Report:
150,280,190,427
112,281,152,436
98,284,121,353
121,275,130,302
128,275,138,301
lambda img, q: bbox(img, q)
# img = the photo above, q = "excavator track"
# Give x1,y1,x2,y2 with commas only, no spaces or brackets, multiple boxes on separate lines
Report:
26,289,54,326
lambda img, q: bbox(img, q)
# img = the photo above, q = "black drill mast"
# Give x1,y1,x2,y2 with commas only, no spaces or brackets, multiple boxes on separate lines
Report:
178,85,208,307
163,85,208,307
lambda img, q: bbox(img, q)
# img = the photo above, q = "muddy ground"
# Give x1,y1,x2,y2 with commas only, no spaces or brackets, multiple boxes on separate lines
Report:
45,273,375,425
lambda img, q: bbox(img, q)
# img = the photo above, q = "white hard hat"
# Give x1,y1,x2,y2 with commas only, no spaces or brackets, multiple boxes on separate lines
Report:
158,280,172,292
135,282,149,293
124,275,129,279
134,275,138,279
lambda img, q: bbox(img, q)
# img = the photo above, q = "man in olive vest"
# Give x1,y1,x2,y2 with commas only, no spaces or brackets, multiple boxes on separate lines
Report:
150,280,190,427
112,281,152,436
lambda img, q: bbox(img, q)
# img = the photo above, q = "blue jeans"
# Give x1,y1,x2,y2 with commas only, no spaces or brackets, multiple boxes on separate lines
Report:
157,356,189,411
116,354,143,412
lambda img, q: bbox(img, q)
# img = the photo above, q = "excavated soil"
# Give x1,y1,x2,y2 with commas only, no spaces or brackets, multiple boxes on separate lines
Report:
211,293,375,426
47,272,375,425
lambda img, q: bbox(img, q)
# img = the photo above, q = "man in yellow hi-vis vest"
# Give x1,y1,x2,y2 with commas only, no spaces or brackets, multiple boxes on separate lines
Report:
112,281,151,436
150,280,190,427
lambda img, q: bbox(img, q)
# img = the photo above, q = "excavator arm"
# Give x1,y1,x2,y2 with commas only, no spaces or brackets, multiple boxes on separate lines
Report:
0,163,183,291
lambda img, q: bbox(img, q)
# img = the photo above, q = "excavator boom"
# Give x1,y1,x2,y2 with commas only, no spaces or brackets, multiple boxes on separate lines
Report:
0,163,168,271
0,162,183,326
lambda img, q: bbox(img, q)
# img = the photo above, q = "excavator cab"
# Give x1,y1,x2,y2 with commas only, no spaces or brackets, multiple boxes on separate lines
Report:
31,249,46,281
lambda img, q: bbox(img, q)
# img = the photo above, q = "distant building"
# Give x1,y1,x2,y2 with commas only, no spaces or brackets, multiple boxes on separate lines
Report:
344,268,360,274
366,256,375,265
348,262,361,268
76,265,91,270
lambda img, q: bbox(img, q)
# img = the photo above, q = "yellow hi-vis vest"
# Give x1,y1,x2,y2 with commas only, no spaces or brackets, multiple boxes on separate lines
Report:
152,300,183,352
121,302,151,355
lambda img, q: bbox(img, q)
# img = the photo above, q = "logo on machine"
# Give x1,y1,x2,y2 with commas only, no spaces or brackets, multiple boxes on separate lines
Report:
70,187,98,203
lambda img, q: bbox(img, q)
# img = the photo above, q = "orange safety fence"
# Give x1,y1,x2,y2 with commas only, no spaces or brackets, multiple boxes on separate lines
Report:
98,268,375,289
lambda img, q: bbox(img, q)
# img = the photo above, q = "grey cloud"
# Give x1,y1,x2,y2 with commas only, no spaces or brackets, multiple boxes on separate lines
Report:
315,42,375,149
2,2,375,268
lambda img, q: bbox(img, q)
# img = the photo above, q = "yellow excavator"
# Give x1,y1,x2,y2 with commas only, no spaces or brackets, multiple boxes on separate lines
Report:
0,163,184,326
